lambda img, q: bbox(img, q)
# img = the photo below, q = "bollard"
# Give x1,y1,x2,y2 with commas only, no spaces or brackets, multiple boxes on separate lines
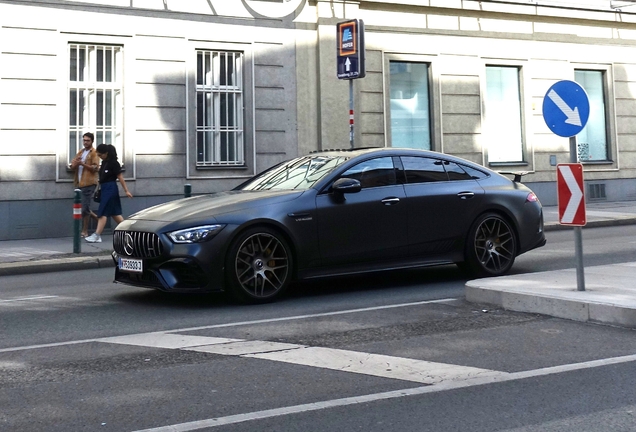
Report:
184,183,192,198
73,189,82,253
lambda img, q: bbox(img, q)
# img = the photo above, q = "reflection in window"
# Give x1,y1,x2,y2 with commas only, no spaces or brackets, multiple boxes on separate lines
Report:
341,157,396,189
575,70,608,161
239,156,348,191
401,157,447,183
389,62,431,150
484,66,523,163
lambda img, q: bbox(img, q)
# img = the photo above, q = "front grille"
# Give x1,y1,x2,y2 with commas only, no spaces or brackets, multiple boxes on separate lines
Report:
114,230,164,258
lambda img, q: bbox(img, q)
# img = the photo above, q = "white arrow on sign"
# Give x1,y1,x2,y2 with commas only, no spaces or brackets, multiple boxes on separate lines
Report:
345,57,351,72
548,89,582,126
558,165,583,223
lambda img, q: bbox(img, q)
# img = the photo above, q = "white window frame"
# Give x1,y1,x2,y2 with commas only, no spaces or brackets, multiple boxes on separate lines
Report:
67,43,123,165
195,49,245,167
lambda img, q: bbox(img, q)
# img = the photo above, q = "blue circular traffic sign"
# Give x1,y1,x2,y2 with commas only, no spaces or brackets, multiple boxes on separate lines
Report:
542,80,590,138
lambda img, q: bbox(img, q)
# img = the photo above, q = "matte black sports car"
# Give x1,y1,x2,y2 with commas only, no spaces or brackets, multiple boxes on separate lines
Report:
112,148,545,303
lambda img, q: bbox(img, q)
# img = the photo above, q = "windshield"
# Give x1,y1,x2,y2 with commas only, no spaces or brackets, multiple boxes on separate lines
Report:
239,155,349,191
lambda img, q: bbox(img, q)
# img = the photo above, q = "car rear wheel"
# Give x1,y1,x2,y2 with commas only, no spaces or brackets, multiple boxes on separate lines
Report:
464,213,517,277
226,227,293,303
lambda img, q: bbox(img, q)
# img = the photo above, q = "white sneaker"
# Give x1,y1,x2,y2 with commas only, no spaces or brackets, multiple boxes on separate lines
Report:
85,233,102,243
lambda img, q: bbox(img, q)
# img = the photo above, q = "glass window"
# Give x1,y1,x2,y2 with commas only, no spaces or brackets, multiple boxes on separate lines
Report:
340,157,396,189
484,66,523,163
197,50,244,166
401,156,448,183
444,161,474,181
68,44,122,164
575,70,608,161
238,155,348,191
389,62,431,150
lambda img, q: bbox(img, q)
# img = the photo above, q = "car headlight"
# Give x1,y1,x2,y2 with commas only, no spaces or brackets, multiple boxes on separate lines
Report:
167,224,225,243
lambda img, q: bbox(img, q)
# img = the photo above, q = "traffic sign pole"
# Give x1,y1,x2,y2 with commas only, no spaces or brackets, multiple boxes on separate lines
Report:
543,80,589,292
570,136,585,291
349,80,354,148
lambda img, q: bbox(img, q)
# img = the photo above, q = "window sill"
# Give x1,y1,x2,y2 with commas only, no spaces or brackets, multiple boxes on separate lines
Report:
487,161,529,167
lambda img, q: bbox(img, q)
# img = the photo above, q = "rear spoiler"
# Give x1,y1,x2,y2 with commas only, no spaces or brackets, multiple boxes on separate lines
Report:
498,171,529,183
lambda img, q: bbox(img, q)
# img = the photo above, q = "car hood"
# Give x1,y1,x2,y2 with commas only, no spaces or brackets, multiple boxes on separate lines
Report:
130,190,305,222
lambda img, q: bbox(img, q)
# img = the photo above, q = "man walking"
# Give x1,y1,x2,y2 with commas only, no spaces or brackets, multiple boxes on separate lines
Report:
70,132,100,237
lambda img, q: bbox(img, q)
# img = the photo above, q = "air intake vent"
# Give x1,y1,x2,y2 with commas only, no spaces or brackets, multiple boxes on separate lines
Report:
114,231,164,258
587,183,606,201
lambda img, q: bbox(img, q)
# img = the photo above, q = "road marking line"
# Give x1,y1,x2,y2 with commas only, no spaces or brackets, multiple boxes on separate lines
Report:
0,298,458,353
189,340,304,356
101,333,240,349
0,295,58,303
133,353,636,432
244,346,504,384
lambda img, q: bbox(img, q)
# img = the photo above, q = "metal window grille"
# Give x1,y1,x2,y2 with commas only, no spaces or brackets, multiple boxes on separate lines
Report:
68,44,123,164
196,50,244,166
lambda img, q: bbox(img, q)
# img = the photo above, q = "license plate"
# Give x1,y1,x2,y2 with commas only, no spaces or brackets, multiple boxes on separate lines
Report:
119,257,143,273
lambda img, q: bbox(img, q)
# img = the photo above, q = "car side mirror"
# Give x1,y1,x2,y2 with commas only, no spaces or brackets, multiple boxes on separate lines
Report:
332,177,361,194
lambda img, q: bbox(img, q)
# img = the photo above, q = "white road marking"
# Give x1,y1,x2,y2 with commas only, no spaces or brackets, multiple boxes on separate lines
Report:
132,353,636,432
0,298,458,353
245,346,504,384
0,295,58,303
103,332,503,384
101,333,240,349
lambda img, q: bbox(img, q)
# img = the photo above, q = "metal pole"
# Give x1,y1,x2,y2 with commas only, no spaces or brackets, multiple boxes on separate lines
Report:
349,79,354,149
184,184,192,198
73,189,82,254
570,136,585,291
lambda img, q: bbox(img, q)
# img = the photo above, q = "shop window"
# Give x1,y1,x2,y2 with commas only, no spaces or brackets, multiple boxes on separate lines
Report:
575,70,609,161
484,66,523,163
389,61,431,150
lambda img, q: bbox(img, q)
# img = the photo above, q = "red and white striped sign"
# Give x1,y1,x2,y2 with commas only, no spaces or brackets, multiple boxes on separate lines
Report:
557,163,586,226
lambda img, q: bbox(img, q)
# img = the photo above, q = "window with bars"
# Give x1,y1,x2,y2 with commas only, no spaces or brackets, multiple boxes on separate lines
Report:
196,50,244,166
68,44,123,165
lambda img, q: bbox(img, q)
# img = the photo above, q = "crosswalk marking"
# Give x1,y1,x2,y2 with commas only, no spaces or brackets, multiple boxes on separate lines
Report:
102,332,504,385
246,346,504,384
101,333,240,349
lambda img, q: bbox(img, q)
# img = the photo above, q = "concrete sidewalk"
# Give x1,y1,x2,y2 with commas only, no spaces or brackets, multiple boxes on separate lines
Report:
1,200,636,328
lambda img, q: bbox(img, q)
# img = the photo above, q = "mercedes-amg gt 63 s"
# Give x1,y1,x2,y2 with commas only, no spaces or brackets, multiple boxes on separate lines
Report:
112,148,546,303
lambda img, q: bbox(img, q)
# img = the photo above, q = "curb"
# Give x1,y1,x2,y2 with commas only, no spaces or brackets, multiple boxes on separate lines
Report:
465,282,636,329
0,255,115,277
544,218,636,232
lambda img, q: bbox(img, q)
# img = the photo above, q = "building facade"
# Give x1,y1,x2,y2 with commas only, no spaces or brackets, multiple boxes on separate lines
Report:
2,0,636,240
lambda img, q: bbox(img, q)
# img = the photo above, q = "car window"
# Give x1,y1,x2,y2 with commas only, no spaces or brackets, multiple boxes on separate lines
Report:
444,161,475,181
401,156,448,183
340,157,396,189
460,164,489,180
239,155,349,191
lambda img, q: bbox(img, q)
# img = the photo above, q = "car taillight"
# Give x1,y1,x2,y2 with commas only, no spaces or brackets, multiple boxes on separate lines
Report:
526,192,539,203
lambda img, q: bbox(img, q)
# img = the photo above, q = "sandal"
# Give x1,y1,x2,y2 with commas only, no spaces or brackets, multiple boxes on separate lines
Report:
81,233,88,238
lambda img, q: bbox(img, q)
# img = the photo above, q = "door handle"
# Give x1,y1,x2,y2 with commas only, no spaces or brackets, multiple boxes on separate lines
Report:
457,192,475,200
381,197,400,205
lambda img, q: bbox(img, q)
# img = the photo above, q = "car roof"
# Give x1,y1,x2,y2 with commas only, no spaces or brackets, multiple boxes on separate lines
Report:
309,147,482,167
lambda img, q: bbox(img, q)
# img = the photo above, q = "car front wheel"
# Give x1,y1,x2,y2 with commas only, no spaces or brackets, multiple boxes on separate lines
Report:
464,213,517,277
226,227,293,303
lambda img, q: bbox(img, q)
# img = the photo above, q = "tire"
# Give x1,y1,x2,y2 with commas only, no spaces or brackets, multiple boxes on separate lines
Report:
464,213,517,277
225,227,293,304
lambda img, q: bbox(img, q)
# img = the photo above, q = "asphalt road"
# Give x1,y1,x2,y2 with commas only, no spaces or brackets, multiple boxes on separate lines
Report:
1,225,636,431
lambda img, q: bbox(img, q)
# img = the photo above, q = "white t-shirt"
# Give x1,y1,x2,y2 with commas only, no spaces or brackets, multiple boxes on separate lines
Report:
78,149,90,180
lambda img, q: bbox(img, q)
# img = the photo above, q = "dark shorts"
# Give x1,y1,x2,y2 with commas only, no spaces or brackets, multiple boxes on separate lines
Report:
79,184,97,217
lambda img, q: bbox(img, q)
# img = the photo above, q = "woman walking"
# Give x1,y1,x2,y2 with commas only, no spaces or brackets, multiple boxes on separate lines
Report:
85,144,133,243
